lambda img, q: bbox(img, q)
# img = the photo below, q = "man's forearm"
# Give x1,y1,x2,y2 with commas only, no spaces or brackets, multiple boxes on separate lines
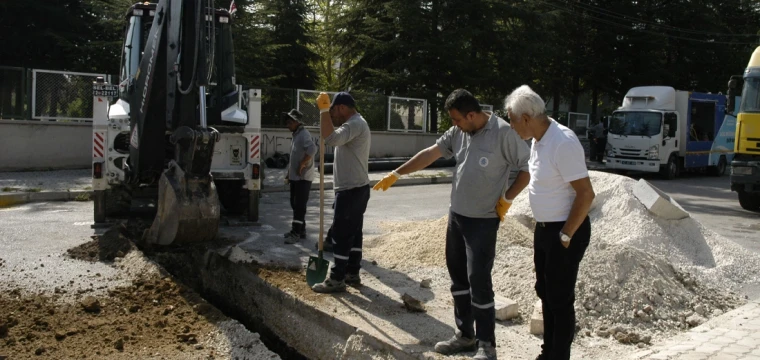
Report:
504,171,529,200
300,154,313,168
320,112,334,139
396,146,441,175
562,189,594,237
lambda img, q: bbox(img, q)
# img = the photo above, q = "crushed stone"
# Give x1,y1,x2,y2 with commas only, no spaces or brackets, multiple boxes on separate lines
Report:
364,171,757,345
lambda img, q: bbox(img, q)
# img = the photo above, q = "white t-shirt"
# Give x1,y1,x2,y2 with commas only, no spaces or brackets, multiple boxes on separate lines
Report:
528,119,589,222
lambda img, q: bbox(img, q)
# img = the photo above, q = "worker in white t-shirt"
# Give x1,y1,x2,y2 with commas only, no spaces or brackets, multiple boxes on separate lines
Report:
504,85,596,360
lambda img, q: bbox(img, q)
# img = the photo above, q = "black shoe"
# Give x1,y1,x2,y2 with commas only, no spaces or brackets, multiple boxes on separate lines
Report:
345,273,361,286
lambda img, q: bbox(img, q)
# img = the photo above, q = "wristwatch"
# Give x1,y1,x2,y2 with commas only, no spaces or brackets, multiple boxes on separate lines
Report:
559,232,571,243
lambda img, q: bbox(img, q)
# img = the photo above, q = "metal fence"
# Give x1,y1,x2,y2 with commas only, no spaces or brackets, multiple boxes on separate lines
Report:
32,69,108,122
0,65,451,132
0,66,27,120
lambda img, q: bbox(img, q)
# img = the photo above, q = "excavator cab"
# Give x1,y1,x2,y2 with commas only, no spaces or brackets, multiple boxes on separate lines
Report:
112,1,245,245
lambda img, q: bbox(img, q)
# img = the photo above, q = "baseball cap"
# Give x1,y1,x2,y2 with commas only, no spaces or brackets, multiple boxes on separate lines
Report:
330,92,356,108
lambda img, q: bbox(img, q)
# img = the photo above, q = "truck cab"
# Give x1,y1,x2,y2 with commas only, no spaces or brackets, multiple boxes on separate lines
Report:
729,46,760,211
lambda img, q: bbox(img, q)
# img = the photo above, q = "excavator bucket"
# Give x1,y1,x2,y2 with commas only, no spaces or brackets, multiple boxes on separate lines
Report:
144,161,220,245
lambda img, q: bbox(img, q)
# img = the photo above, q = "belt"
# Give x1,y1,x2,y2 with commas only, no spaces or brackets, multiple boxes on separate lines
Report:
536,221,565,227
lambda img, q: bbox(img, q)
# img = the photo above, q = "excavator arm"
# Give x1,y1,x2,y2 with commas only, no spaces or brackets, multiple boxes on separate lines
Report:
125,0,232,245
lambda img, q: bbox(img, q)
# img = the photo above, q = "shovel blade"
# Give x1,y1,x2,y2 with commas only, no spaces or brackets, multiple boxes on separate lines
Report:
306,254,329,286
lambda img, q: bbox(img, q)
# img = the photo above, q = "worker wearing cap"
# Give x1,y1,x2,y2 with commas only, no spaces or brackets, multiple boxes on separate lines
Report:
311,92,371,293
505,85,594,360
373,89,530,360
283,109,317,244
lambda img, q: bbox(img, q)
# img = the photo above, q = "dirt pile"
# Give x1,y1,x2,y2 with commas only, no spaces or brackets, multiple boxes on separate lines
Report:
66,223,135,262
364,171,756,345
0,274,226,359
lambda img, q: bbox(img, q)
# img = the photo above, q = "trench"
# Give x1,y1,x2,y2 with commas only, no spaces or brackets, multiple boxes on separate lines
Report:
144,245,310,360
135,240,410,360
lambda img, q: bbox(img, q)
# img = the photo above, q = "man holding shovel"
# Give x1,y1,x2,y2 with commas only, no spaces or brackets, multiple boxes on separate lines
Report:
310,92,371,293
373,89,530,360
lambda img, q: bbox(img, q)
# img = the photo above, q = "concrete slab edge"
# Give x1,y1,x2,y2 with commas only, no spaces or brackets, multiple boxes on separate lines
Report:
0,190,93,208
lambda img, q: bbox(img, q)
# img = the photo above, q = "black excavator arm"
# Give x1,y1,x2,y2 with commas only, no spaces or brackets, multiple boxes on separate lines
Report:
122,0,237,245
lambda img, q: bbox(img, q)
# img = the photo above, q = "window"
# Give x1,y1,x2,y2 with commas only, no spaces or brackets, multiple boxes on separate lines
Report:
689,101,716,141
664,112,677,138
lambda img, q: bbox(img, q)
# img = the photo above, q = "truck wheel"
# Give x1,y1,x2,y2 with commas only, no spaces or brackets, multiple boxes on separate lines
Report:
738,190,760,212
105,187,132,216
94,190,106,223
660,154,678,180
216,180,246,215
248,190,260,222
709,156,727,177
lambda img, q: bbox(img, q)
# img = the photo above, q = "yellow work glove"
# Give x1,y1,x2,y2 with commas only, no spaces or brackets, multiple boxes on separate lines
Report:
373,170,400,191
496,196,512,222
316,92,331,114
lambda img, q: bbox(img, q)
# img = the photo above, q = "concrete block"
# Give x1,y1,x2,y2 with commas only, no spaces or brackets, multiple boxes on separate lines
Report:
632,179,689,220
529,299,544,335
494,296,518,321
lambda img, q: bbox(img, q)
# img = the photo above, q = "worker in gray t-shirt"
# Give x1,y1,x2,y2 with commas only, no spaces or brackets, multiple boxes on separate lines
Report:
283,109,317,244
310,91,371,294
373,89,530,359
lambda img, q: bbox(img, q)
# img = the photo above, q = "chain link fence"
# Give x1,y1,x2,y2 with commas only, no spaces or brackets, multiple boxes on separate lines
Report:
32,69,109,122
388,96,427,132
0,66,26,120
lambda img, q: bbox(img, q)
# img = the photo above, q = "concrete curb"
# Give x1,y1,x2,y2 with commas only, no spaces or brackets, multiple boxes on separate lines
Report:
0,190,92,208
0,176,453,206
261,176,453,193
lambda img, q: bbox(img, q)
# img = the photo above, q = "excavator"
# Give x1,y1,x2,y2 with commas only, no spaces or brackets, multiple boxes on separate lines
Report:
91,1,262,245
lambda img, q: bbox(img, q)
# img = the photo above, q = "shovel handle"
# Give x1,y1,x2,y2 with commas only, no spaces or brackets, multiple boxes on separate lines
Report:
318,132,325,252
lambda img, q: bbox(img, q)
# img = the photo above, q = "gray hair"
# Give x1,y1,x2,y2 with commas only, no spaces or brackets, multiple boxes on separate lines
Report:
504,85,546,119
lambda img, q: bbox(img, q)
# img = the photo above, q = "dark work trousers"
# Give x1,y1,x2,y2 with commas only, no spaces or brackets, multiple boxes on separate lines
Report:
329,185,370,281
534,216,591,360
594,138,607,162
289,180,312,234
446,210,500,345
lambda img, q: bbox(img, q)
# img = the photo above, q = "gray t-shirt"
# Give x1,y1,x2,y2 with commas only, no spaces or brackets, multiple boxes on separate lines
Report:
591,122,606,139
288,126,318,182
325,113,371,191
436,112,530,218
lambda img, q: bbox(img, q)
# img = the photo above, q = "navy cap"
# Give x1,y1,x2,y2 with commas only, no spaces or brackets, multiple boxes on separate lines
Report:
330,92,356,108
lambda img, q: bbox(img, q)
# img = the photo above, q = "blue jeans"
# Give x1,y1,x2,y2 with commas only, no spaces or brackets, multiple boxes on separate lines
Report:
446,211,500,344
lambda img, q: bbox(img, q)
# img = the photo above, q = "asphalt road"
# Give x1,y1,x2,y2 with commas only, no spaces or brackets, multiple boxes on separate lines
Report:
2,172,756,294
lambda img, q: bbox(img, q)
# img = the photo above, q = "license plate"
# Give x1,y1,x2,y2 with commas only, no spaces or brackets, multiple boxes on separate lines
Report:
621,161,637,165
92,84,118,97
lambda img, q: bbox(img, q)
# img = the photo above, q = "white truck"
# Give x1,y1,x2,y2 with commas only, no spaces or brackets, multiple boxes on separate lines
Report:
605,86,738,179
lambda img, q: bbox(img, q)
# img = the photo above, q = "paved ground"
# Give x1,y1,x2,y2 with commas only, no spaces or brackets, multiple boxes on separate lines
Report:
629,299,760,360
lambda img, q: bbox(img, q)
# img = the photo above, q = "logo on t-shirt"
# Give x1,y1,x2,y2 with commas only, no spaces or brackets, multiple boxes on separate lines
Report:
479,156,489,167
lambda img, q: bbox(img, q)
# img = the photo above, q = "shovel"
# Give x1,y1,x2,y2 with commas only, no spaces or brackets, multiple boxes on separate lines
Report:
307,133,329,286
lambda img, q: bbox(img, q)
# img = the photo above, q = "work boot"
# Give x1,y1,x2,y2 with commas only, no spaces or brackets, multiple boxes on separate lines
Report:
434,331,476,355
345,273,361,286
311,277,346,293
284,232,300,244
473,341,497,360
